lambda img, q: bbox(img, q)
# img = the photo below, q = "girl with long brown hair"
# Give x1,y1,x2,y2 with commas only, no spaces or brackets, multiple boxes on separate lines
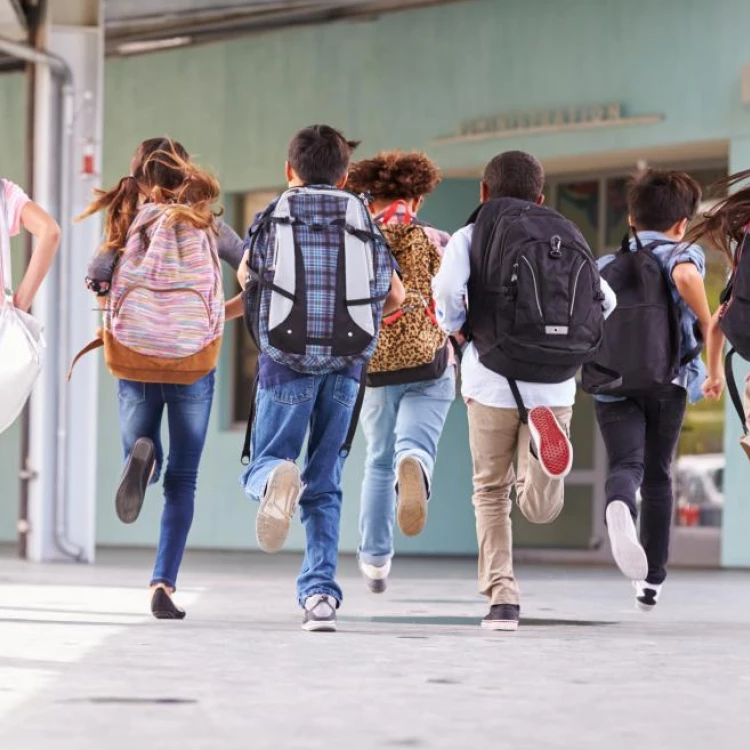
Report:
79,138,243,619
689,170,750,447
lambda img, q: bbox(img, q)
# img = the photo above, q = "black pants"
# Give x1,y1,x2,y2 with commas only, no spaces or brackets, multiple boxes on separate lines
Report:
595,387,687,585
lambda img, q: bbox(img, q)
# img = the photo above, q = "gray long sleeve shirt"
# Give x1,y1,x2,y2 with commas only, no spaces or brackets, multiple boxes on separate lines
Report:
86,218,245,282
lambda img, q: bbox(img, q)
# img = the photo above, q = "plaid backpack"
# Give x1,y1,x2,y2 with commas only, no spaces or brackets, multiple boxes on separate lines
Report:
243,187,393,374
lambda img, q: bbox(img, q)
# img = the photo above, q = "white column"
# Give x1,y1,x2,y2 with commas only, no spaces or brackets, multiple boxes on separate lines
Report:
26,0,103,563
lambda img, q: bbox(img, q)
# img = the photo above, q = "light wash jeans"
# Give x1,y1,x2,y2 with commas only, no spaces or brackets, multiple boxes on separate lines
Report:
358,367,455,566
240,372,359,606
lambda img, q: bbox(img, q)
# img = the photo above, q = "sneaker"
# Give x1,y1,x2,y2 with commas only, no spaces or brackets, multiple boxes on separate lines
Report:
256,461,302,554
396,456,428,537
359,559,391,594
481,603,520,632
151,586,186,620
302,594,338,632
740,434,750,463
115,437,155,524
634,581,662,613
606,500,648,581
528,407,573,479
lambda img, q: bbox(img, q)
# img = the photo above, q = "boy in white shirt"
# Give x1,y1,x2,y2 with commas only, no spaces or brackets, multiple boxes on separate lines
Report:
433,151,616,631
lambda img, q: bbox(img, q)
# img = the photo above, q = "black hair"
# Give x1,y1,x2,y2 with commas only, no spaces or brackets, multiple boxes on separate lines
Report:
287,124,360,186
628,169,702,232
482,150,545,202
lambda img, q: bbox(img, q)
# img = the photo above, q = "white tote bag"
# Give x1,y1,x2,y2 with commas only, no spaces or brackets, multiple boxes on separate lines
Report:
0,179,45,434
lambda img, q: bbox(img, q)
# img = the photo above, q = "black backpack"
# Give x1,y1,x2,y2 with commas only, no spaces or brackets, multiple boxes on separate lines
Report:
466,198,610,404
717,231,750,431
582,231,701,397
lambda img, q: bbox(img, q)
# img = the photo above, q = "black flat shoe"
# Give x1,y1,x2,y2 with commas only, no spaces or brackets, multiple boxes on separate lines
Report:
116,437,155,524
151,587,186,620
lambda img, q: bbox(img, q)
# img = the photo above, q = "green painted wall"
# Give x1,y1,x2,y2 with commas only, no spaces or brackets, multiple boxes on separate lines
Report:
2,0,750,560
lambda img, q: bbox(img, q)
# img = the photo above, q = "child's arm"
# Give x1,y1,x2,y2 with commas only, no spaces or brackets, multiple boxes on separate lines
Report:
383,270,405,315
13,201,61,312
225,293,245,321
671,262,712,338
702,307,726,400
432,227,472,340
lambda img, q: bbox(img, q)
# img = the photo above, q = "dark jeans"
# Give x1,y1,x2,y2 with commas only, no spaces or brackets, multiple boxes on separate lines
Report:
118,371,215,590
595,387,687,585
240,372,359,607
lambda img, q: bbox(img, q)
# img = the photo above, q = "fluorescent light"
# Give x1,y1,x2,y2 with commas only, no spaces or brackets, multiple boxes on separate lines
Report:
116,36,193,55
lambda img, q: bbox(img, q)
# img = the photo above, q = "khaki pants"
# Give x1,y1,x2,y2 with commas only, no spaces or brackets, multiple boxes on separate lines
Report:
467,401,573,605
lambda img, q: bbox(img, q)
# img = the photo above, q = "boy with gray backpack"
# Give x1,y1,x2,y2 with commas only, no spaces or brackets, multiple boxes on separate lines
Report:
238,125,404,632
433,150,617,632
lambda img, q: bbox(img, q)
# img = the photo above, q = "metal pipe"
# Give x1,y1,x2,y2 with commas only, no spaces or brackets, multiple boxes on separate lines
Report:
0,34,83,560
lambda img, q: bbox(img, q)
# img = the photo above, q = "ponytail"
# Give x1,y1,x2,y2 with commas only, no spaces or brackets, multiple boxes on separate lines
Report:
76,175,141,253
687,169,750,267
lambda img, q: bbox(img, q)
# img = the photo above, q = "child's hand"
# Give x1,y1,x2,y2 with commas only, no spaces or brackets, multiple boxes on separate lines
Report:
702,374,725,400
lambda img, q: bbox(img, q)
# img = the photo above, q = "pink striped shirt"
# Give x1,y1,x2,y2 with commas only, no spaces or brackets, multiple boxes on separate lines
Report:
3,179,31,236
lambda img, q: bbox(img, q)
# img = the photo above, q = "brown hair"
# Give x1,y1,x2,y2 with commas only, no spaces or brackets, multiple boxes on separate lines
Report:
346,151,442,200
287,125,359,186
77,137,221,252
628,169,701,233
482,151,544,202
686,169,750,267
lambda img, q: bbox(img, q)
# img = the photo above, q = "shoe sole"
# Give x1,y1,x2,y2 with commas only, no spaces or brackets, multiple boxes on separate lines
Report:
528,407,573,479
607,502,648,581
256,462,301,553
397,457,427,537
302,620,337,632
741,437,750,462
364,576,387,594
635,600,657,613
481,620,519,632
151,589,186,620
115,438,155,525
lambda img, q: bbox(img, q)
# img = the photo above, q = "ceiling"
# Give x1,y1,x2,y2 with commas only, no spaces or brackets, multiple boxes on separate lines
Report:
106,0,463,55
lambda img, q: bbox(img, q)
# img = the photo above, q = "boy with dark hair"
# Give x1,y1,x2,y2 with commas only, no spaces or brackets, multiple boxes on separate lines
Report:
238,125,404,632
433,150,616,632
593,169,712,611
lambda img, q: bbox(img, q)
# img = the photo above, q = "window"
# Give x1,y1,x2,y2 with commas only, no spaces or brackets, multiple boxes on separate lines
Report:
231,190,280,425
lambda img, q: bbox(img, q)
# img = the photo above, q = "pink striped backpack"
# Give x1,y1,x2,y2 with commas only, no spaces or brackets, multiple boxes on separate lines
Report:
74,204,225,384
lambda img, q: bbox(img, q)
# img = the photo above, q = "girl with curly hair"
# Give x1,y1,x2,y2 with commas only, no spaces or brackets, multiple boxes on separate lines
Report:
347,150,455,593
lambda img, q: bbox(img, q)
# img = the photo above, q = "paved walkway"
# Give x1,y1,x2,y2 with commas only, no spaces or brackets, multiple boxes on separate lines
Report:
0,549,749,749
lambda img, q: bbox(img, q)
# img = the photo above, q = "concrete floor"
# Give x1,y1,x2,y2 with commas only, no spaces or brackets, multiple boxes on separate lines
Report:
0,548,749,750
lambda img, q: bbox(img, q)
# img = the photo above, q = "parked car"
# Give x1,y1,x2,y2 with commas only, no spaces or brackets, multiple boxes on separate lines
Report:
674,453,724,527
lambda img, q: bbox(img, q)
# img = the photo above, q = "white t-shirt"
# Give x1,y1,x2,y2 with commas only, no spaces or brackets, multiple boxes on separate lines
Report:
432,224,617,409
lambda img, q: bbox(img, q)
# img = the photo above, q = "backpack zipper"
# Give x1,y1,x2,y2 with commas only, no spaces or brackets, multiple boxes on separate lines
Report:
114,285,211,320
520,256,544,320
570,260,586,316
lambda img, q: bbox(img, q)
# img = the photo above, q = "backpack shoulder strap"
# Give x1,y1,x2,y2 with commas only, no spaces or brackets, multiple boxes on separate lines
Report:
725,348,748,435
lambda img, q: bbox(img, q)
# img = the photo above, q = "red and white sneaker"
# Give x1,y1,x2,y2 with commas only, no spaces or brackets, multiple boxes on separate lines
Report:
528,407,573,479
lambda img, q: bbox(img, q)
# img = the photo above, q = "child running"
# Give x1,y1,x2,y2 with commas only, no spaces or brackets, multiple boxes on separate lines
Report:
0,177,60,312
346,151,455,593
433,150,616,631
79,138,244,619
238,125,404,632
591,169,713,612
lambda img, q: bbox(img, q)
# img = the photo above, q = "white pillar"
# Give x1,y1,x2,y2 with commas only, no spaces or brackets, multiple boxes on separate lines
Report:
26,1,103,562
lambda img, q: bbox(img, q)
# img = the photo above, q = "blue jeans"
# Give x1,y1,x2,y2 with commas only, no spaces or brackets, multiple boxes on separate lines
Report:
118,371,215,590
240,373,359,606
358,367,455,566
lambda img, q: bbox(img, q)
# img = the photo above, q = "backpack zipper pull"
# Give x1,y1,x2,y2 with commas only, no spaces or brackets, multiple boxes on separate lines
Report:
550,236,562,259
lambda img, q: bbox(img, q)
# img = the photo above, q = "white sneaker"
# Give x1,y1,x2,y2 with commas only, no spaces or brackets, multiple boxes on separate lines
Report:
302,594,338,632
359,559,392,594
256,461,302,553
606,500,648,581
634,581,662,613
